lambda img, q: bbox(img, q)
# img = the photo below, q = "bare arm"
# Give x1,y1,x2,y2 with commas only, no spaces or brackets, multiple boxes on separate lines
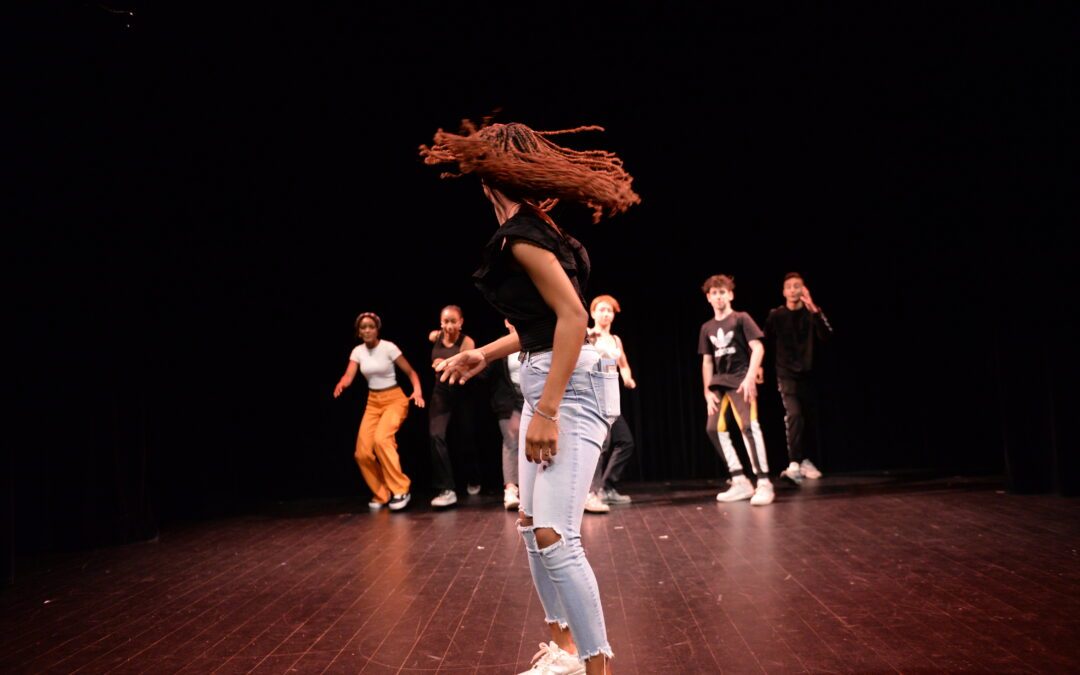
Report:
615,335,636,388
334,361,359,398
435,331,521,385
702,354,720,415
737,339,765,402
394,355,426,408
513,242,587,418
702,354,714,396
513,242,587,463
462,336,476,351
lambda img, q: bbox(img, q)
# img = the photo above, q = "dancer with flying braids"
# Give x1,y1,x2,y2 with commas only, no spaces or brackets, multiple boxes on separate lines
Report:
333,312,425,511
422,120,639,675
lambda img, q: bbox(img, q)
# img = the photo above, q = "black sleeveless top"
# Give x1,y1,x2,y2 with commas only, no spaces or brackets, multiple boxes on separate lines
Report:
472,208,590,352
432,332,467,392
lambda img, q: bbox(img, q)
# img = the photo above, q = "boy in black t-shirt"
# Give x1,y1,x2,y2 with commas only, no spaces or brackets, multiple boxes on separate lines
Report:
698,274,774,505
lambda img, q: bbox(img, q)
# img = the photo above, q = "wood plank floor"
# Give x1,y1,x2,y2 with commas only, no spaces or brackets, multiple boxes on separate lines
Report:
2,475,1078,674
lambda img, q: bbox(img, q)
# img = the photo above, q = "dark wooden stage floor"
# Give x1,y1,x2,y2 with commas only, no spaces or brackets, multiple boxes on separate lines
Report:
3,475,1078,674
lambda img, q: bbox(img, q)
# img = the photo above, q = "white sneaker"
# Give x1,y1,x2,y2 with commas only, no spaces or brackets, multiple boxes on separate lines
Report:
387,493,411,511
716,476,754,502
518,641,585,675
367,499,385,510
780,461,804,485
584,491,610,513
467,483,482,495
504,484,520,510
801,459,823,479
430,490,458,508
750,479,775,506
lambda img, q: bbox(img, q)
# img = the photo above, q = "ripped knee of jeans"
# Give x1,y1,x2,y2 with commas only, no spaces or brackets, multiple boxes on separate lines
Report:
534,525,564,553
518,519,539,553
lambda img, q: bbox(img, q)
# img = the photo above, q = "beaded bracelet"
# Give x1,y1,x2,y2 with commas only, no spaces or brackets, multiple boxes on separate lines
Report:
533,405,560,424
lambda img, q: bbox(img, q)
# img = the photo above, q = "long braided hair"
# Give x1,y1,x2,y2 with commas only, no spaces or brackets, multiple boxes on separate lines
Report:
419,120,641,222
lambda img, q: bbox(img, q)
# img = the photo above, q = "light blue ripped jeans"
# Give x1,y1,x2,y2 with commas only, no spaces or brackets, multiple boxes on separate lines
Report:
518,344,620,662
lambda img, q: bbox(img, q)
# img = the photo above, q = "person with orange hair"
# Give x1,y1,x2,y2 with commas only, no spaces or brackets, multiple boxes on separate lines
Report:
583,295,637,515
422,120,638,675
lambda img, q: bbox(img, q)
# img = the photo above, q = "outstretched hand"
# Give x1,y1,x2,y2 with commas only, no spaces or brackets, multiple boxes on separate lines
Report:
434,348,487,385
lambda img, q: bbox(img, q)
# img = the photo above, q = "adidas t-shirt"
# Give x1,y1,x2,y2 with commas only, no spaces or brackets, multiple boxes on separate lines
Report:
697,312,764,389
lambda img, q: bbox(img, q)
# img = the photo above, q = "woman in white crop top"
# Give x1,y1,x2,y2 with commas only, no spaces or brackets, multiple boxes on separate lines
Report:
584,295,638,514
334,312,425,511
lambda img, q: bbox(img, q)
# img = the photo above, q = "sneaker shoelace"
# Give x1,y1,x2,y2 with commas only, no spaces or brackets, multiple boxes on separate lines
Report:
527,641,563,671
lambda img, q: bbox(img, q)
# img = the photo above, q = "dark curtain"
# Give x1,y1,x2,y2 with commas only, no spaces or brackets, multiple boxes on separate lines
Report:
7,3,1076,580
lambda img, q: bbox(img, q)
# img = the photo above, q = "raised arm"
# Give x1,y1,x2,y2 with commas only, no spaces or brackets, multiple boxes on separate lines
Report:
801,288,833,341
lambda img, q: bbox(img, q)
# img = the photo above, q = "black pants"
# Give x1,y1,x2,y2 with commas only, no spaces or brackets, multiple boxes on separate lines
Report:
778,376,819,464
704,390,768,479
591,415,634,492
429,384,479,491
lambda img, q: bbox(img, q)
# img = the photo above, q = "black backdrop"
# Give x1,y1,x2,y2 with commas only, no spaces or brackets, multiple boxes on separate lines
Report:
7,3,1077,578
